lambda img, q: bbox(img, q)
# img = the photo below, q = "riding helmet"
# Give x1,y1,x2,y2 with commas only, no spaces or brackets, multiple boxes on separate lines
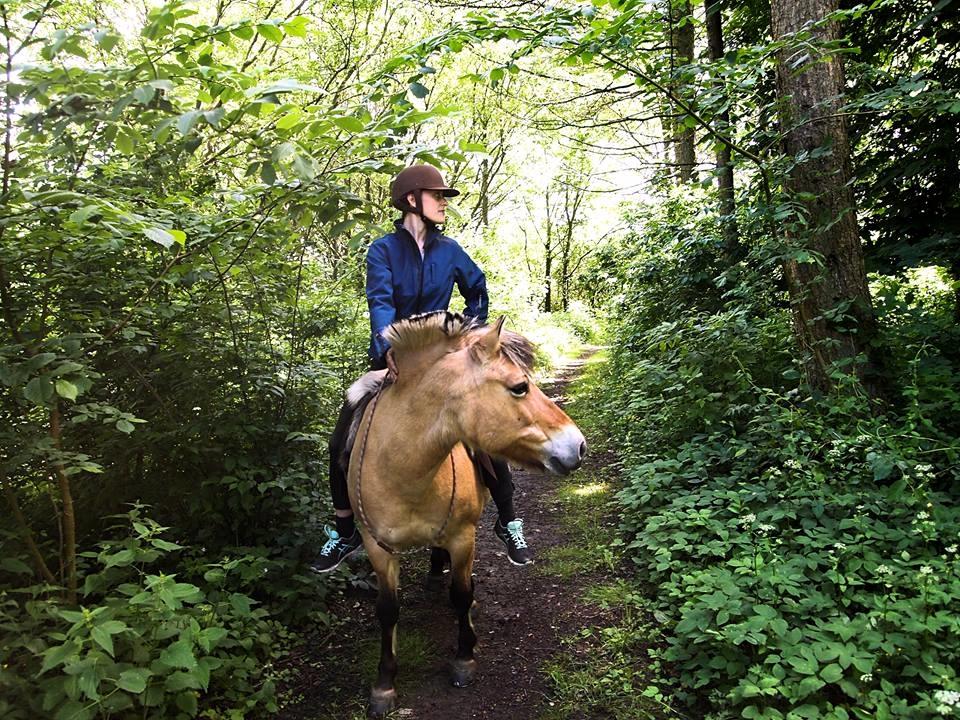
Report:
390,165,460,213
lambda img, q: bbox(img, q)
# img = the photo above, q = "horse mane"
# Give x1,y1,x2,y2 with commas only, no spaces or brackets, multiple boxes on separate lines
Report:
384,311,535,373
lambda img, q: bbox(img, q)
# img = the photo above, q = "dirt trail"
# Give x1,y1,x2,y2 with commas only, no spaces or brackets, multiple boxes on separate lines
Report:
279,353,607,720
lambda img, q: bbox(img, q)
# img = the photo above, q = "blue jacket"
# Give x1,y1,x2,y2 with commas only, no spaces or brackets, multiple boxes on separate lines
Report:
366,221,488,367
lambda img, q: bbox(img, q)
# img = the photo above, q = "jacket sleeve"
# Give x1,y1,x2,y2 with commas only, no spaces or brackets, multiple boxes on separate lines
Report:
454,245,488,324
366,241,396,362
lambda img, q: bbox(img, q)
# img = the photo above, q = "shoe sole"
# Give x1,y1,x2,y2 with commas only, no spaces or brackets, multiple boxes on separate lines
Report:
309,545,363,574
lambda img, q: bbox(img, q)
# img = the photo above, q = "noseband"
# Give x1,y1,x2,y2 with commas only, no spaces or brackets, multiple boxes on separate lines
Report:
354,385,457,556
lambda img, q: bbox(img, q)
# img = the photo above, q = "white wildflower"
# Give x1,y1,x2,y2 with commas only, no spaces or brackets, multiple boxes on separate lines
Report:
758,524,775,533
946,545,958,554
934,690,960,713
875,564,892,575
920,566,934,576
785,459,802,470
834,543,847,551
740,513,757,525
860,673,873,682
917,511,930,521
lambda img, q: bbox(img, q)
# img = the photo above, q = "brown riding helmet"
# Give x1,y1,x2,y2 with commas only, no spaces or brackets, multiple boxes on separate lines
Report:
390,164,460,213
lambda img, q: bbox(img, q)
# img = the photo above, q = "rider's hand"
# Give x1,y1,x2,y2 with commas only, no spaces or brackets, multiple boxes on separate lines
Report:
385,349,398,382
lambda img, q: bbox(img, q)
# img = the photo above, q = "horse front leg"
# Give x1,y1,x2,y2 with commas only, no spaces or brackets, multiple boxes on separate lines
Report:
447,537,478,687
369,552,400,717
425,546,449,596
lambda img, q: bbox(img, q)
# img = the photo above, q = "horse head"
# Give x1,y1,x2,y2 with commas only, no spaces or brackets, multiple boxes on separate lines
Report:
384,312,586,475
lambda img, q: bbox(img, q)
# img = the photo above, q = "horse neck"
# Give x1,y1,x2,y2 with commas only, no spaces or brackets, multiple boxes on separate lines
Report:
368,381,460,488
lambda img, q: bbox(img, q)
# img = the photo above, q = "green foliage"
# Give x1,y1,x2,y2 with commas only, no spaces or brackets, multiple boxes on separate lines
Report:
593,191,960,717
0,509,284,720
542,590,676,720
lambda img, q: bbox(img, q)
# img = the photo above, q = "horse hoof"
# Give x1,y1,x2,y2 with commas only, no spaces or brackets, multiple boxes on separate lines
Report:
368,688,396,717
450,658,477,687
425,573,444,595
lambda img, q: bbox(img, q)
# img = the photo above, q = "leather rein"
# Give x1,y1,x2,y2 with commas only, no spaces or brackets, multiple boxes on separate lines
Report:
353,383,457,556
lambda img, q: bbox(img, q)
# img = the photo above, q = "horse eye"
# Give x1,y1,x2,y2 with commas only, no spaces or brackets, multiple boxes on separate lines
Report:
509,382,529,398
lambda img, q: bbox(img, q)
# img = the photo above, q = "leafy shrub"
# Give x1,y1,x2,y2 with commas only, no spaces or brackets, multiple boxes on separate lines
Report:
617,390,960,719
0,509,286,720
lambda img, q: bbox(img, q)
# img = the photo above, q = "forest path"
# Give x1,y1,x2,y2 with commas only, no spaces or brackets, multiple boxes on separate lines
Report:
278,350,623,720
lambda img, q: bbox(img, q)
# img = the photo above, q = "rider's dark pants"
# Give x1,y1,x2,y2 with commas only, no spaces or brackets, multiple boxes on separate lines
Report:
328,398,516,522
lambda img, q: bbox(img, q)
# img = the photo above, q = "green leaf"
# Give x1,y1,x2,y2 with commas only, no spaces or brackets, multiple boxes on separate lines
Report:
150,538,184,552
276,109,302,130
177,110,202,135
409,81,429,98
99,620,128,635
292,154,316,180
260,162,277,185
167,229,187,247
133,85,155,104
164,670,202,691
332,116,364,133
116,419,135,434
229,593,253,616
104,548,136,567
55,379,78,401
820,663,844,683
256,22,284,43
0,557,33,574
40,641,80,674
159,639,197,670
55,700,94,720
144,227,175,249
231,24,254,40
91,626,115,657
115,128,136,155
197,627,229,652
283,16,310,38
24,376,54,405
116,668,151,694
95,30,120,51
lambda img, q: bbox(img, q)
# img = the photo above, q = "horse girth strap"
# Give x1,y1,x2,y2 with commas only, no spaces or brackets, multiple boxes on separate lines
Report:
354,385,457,556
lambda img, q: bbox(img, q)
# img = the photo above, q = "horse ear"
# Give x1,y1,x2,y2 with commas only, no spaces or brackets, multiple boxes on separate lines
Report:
474,316,505,360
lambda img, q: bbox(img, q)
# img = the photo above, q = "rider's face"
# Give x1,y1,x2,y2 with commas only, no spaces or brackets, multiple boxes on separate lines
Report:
412,190,448,224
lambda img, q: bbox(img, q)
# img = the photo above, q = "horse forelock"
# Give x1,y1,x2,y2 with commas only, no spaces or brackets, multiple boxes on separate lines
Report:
498,331,535,375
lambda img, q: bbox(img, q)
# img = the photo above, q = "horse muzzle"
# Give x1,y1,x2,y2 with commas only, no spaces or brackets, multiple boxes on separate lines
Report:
542,425,587,476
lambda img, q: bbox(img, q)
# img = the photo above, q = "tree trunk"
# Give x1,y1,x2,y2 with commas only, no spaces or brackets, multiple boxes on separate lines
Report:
771,0,885,397
544,188,553,313
704,0,741,258
671,0,697,183
50,404,78,603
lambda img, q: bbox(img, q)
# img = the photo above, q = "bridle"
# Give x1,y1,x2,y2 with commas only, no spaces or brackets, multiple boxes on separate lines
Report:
353,384,457,556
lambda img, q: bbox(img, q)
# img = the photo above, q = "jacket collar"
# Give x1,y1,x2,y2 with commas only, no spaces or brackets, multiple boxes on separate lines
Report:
394,219,442,248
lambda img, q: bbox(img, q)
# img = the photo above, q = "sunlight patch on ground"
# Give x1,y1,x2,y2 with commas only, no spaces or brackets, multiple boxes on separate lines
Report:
570,481,610,498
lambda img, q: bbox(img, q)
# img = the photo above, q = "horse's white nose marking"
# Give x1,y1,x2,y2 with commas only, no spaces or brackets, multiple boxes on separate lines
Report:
543,425,587,475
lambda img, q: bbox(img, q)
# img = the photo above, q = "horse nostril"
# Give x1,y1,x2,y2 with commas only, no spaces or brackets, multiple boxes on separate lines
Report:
578,441,587,460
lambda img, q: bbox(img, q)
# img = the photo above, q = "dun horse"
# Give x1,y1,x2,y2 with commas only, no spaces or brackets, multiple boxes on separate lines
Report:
343,311,586,716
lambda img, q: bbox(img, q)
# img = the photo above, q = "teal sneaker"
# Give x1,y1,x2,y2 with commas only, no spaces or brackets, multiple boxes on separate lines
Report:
309,526,362,573
493,519,534,566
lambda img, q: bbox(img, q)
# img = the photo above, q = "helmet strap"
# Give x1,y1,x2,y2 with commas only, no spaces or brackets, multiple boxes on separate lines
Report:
404,189,437,229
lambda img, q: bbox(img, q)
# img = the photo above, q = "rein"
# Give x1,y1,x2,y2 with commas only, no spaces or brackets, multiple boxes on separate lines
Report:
354,383,457,556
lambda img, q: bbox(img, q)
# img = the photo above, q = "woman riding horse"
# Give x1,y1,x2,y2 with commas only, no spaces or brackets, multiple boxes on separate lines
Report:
311,164,536,572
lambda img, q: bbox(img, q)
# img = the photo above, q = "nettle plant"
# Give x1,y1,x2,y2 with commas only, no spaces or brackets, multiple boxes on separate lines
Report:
0,508,283,720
